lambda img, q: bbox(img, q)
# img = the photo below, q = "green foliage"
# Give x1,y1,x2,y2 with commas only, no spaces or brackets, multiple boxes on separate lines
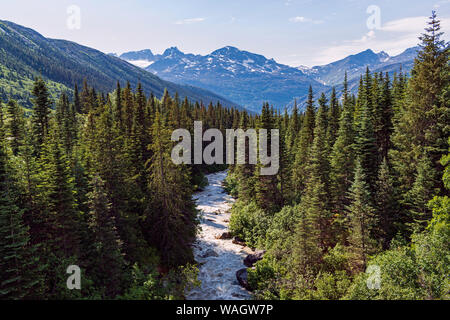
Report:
229,200,270,248
120,264,200,300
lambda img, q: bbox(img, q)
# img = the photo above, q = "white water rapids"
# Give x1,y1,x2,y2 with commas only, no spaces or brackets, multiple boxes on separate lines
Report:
186,171,253,300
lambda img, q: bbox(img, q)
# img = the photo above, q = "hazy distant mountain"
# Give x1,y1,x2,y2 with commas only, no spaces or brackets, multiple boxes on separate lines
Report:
305,47,418,86
120,46,417,112
121,46,327,113
0,20,239,109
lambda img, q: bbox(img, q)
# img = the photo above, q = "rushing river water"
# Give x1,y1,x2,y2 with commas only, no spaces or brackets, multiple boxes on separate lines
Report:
186,171,252,300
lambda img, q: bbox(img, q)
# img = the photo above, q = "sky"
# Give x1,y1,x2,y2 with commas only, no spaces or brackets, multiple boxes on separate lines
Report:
1,0,449,67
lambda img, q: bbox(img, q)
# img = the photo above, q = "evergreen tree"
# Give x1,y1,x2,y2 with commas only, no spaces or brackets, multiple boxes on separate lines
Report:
301,94,333,249
145,111,197,267
87,176,127,298
255,103,282,213
390,11,449,229
346,161,377,271
375,158,398,248
291,86,315,200
31,77,52,151
6,100,25,156
0,142,41,299
326,87,340,152
330,79,355,218
355,68,378,194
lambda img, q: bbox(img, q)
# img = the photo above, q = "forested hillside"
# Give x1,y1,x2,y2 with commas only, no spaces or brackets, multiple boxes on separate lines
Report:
0,12,448,300
225,13,449,300
0,20,238,110
0,73,246,298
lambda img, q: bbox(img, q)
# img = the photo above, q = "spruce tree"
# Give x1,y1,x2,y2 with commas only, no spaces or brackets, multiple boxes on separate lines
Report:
346,161,377,271
291,86,315,200
330,79,355,218
375,158,398,248
145,111,197,267
31,77,51,151
326,87,340,152
355,68,378,194
6,100,25,156
0,142,40,299
390,11,449,228
255,103,282,213
87,176,127,298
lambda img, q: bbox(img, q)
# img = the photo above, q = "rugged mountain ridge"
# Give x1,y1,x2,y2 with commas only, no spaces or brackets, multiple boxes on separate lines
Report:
120,45,417,112
0,20,239,109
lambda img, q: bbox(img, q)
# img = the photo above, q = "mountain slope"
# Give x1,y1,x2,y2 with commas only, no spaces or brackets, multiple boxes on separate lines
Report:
121,46,416,112
121,46,328,113
0,20,239,109
304,47,418,86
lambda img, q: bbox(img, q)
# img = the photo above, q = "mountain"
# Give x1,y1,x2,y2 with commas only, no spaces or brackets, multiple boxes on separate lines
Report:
120,46,417,112
0,20,239,109
121,46,328,113
305,47,418,86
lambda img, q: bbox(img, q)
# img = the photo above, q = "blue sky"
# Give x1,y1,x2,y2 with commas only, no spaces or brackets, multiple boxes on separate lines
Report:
1,0,449,66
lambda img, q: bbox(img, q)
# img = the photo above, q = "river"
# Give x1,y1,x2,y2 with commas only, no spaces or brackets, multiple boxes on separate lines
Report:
186,170,252,300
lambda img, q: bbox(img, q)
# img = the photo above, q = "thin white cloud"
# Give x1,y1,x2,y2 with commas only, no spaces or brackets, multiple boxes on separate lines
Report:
175,18,205,25
311,16,450,65
434,0,450,8
380,16,429,33
289,16,323,24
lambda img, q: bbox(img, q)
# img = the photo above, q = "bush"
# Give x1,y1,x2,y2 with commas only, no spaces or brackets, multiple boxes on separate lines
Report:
223,171,239,197
265,204,301,255
120,263,200,300
229,200,270,248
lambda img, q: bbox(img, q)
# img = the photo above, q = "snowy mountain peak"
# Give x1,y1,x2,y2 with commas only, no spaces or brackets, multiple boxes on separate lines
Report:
377,51,390,62
162,46,183,58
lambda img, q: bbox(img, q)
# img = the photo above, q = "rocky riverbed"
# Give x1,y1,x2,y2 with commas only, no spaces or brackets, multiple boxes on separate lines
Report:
186,171,253,300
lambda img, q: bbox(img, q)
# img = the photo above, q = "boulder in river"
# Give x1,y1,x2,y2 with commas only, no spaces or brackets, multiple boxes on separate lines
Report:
202,248,219,258
215,231,232,239
236,268,251,290
232,236,246,246
243,250,266,267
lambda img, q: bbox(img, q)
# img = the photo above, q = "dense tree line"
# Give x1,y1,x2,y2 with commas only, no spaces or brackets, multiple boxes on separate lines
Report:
0,69,242,298
0,12,448,300
226,12,449,299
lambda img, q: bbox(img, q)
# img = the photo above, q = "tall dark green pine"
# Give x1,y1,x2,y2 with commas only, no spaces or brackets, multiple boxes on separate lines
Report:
375,158,398,248
346,161,377,271
291,86,315,201
301,93,333,249
374,73,393,162
355,68,378,195
6,100,25,156
330,77,355,219
390,11,449,230
31,77,51,152
235,111,256,201
114,81,123,129
145,111,197,267
255,103,282,213
35,126,80,259
0,141,41,299
326,87,340,152
285,100,299,155
73,83,82,114
87,176,127,298
404,155,440,231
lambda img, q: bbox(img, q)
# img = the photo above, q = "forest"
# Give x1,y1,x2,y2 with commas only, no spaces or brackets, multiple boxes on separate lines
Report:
0,13,448,300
